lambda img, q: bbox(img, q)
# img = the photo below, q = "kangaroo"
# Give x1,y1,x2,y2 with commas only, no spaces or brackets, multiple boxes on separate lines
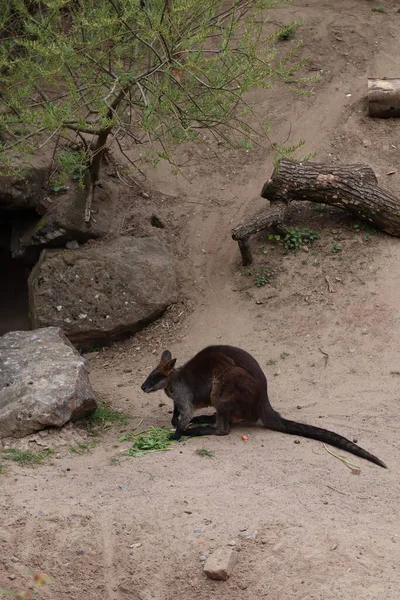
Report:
141,345,386,468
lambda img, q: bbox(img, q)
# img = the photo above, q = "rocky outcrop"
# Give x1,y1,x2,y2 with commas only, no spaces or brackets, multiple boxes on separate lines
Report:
11,183,115,262
28,237,177,348
0,327,97,439
0,168,48,211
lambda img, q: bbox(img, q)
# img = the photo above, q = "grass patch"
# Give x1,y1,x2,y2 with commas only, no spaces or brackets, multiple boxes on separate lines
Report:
119,426,188,457
79,398,130,434
196,447,214,458
1,448,54,466
277,20,303,40
69,441,96,454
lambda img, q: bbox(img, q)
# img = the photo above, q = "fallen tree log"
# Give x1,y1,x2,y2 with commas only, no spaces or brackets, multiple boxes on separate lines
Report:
232,160,400,265
368,77,400,118
231,202,287,265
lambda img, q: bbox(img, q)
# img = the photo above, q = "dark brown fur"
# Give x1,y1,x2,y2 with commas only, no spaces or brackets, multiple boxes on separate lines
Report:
141,345,386,468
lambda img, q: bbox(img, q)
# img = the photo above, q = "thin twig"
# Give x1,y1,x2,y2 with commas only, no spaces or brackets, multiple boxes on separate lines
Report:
323,444,361,474
318,347,329,368
325,275,335,293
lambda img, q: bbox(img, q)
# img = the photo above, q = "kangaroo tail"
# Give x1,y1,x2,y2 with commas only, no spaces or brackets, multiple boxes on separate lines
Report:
264,411,386,469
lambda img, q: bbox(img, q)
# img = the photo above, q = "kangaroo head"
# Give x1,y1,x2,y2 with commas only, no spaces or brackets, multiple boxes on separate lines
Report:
141,350,177,393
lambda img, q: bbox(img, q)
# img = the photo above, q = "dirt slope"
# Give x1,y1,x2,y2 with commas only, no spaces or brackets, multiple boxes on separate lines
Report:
1,1,400,599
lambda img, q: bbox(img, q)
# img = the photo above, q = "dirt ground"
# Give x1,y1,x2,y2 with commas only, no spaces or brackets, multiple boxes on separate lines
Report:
1,0,400,598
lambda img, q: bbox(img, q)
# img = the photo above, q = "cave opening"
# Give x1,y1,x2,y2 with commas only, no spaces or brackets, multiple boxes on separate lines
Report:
0,211,37,335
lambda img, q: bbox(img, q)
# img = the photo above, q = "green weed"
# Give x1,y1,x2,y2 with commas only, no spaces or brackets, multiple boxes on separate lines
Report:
277,20,303,40
69,441,96,454
196,448,215,458
79,398,130,434
1,448,54,466
284,227,320,252
255,267,272,287
120,426,187,457
331,243,342,253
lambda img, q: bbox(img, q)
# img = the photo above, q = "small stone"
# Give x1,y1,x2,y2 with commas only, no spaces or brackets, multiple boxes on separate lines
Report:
294,440,300,444
8,574,16,580
240,530,257,540
66,240,79,250
204,547,237,581
36,196,54,216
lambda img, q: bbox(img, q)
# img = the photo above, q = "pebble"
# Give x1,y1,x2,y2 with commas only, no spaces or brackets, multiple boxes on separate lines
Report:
66,240,79,250
240,530,257,540
204,547,237,581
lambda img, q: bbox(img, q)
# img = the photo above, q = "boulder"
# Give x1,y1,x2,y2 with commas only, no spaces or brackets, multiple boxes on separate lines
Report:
28,237,177,348
0,168,48,210
0,327,97,439
11,183,115,261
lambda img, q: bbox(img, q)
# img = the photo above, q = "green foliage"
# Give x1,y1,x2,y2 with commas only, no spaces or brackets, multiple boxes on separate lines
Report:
51,148,88,189
277,20,303,40
79,398,130,434
273,140,317,167
331,243,342,253
1,448,54,466
255,266,272,286
120,426,184,457
69,441,97,454
284,226,320,251
371,7,385,12
0,0,314,180
196,447,214,458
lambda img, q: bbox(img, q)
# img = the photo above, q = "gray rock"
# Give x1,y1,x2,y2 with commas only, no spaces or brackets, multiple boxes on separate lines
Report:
0,168,48,211
0,327,97,439
11,183,115,260
66,240,79,250
204,547,237,581
28,237,177,349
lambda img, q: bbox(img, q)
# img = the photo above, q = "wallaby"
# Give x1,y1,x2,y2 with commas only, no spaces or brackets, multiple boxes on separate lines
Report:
141,345,386,468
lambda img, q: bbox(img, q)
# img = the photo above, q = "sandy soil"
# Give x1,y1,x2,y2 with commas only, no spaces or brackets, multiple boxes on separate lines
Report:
1,0,400,598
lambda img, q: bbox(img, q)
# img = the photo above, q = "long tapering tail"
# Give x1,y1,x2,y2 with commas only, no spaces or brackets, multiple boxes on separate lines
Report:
266,415,387,469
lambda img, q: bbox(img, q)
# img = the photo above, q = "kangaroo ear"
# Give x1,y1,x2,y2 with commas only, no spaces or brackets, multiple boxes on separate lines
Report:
167,358,177,371
161,350,172,363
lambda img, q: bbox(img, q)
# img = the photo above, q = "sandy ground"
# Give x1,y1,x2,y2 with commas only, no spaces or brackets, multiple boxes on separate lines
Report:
1,0,400,598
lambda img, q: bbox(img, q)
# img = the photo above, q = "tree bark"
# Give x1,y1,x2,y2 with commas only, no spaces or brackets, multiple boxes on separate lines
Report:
261,160,400,236
368,77,400,118
232,160,400,265
231,202,287,265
